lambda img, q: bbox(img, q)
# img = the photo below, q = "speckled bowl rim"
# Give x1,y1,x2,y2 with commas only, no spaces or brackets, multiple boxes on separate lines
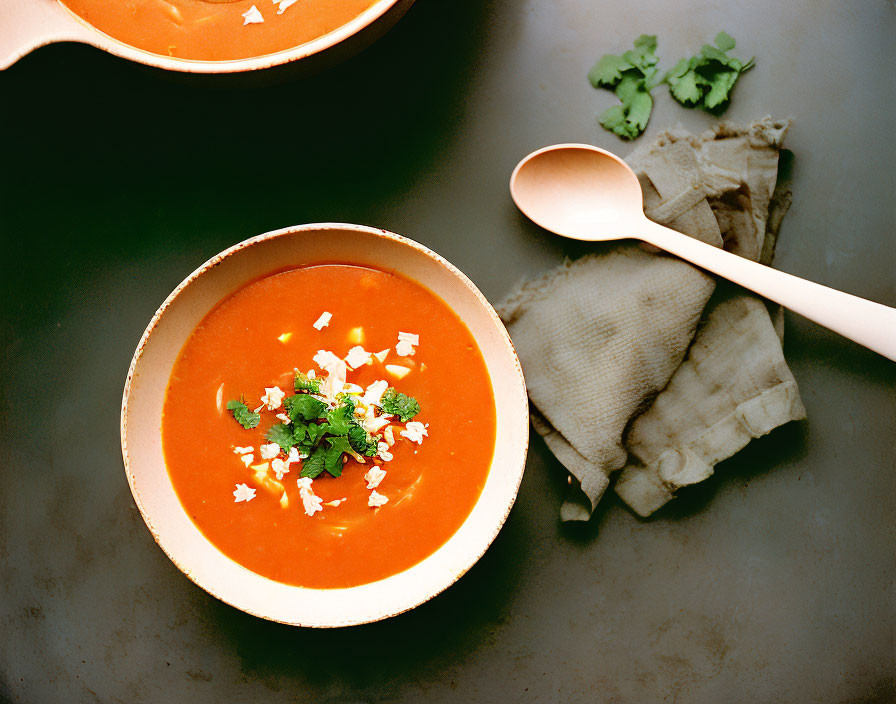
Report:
120,223,529,627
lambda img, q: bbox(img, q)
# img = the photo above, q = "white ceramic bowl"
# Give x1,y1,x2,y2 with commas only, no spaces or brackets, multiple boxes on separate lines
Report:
1,0,413,74
121,223,529,627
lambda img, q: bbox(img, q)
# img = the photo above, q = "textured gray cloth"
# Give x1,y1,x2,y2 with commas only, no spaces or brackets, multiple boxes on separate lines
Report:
498,117,806,521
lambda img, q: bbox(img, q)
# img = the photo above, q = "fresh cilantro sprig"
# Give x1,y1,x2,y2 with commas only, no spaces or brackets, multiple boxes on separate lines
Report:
226,397,260,429
294,370,320,394
664,32,754,112
380,388,420,422
228,378,421,481
588,32,754,139
588,34,660,140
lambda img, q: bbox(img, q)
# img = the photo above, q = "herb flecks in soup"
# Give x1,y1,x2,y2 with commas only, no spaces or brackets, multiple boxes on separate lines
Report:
57,0,378,61
162,265,496,588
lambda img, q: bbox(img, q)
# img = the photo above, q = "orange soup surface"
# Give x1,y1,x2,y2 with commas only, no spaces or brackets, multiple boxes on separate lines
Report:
162,264,496,589
58,0,377,61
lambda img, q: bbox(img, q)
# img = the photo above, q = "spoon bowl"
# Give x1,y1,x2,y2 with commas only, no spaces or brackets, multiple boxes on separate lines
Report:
510,143,896,361
510,144,646,240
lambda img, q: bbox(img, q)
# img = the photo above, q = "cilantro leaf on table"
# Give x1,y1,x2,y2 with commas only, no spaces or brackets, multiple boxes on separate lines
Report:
284,394,327,422
664,32,754,112
588,34,659,140
226,398,260,430
380,388,421,422
294,370,321,394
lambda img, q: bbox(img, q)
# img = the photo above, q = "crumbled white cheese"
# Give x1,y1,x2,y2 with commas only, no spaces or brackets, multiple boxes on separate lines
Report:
363,414,391,434
242,5,264,24
277,332,292,344
233,483,256,502
383,426,395,446
385,364,411,379
260,386,286,410
345,346,373,370
364,466,387,489
233,446,254,455
361,379,388,407
401,421,428,444
312,311,332,330
368,490,389,508
274,0,297,14
324,497,346,507
240,453,255,467
342,382,364,395
275,413,291,424
374,349,389,364
307,369,316,379
259,443,280,460
296,477,323,516
271,458,290,480
279,491,289,509
398,331,420,346
395,339,416,357
314,350,348,402
286,446,300,465
377,441,393,462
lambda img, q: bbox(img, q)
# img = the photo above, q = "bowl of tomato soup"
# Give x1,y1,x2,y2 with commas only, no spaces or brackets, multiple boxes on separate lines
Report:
121,223,529,626
0,0,412,73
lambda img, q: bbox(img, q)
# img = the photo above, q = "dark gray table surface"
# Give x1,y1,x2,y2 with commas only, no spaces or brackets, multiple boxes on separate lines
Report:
2,1,894,702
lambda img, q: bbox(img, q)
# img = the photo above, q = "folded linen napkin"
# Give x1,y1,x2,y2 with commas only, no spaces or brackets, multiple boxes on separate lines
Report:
498,117,806,521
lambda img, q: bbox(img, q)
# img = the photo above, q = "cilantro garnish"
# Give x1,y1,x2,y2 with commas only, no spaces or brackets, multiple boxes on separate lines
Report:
325,400,356,436
348,424,378,457
284,394,327,422
230,372,422,483
664,32,754,112
588,34,660,140
294,370,321,394
226,398,260,429
380,388,420,422
300,446,326,479
265,423,295,454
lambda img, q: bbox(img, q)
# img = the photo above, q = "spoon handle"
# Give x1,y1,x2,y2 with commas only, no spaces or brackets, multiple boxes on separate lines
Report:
639,220,896,361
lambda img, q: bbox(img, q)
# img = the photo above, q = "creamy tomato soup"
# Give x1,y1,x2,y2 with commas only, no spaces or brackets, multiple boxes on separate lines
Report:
58,0,377,61
162,264,496,589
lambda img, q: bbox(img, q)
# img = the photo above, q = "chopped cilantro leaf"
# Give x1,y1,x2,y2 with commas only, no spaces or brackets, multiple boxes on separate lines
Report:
265,423,295,454
306,422,329,445
348,425,378,457
284,394,327,422
326,401,355,436
664,32,753,112
294,371,321,394
300,447,326,479
226,398,260,430
380,388,421,422
324,436,353,478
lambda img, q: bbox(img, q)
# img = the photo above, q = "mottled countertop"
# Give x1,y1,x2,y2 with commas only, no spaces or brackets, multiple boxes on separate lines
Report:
1,1,894,702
